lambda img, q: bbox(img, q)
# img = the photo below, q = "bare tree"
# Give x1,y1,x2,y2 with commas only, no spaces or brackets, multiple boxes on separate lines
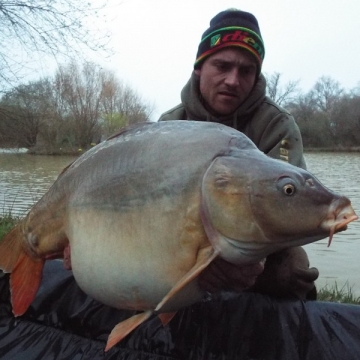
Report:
54,61,103,148
328,93,360,146
0,61,154,149
351,82,360,97
289,76,360,148
53,61,153,148
0,0,111,88
100,70,154,137
309,76,344,113
265,72,301,107
0,78,54,147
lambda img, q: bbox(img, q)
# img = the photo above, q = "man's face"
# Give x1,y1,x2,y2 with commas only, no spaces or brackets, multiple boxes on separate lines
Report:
195,48,258,116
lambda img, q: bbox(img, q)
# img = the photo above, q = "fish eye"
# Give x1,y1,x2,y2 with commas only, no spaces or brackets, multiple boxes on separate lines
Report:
277,177,297,196
283,183,296,196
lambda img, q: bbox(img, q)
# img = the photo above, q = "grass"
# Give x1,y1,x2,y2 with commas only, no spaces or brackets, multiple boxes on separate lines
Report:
317,282,360,304
0,213,19,240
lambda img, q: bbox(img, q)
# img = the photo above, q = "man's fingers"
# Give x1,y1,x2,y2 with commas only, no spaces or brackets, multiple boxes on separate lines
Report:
240,262,265,277
198,258,265,293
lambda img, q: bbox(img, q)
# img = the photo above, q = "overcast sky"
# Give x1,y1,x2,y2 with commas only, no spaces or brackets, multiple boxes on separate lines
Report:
41,0,360,120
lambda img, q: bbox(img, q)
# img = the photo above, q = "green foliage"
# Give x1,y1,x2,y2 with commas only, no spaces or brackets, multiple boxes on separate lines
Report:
0,214,18,241
317,282,360,304
102,113,127,137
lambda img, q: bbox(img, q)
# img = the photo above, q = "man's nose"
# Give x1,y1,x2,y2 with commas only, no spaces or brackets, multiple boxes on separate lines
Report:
224,69,240,86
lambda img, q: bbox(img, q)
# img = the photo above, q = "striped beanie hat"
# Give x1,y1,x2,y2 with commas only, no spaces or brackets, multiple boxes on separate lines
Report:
194,9,265,74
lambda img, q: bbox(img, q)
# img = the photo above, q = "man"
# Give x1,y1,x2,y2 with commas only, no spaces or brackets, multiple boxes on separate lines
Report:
159,9,318,299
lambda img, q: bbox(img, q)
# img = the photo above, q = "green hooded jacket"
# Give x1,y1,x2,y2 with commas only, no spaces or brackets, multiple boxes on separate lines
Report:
159,73,306,169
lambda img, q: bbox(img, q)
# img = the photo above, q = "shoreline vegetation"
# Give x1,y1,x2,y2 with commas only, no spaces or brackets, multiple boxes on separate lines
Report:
1,214,359,305
1,145,360,156
317,282,360,305
305,147,360,153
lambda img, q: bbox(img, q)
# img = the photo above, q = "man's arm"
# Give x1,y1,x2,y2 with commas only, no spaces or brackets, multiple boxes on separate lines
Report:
247,100,307,169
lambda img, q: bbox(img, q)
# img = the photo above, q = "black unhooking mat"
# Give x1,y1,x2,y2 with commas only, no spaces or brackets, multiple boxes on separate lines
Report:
0,261,360,360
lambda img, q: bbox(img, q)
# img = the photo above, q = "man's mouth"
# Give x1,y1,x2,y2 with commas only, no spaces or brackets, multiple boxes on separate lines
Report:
218,92,238,100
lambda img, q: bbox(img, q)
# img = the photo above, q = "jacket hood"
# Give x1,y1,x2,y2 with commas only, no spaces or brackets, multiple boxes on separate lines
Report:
181,72,267,126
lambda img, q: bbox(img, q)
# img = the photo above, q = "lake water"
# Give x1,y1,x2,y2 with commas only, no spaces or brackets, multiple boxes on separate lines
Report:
0,150,77,216
304,152,360,296
0,149,359,295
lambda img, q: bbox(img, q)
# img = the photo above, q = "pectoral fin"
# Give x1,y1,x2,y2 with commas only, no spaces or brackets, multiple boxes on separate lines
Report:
105,310,152,351
155,245,218,312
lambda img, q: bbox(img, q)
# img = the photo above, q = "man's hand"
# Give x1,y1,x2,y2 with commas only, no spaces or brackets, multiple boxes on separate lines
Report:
198,257,265,293
249,247,319,300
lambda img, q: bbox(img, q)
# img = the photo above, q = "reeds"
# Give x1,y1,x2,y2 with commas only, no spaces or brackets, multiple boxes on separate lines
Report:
0,213,18,240
317,282,360,304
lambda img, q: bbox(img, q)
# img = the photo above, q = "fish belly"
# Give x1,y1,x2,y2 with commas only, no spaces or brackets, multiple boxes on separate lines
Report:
67,203,207,312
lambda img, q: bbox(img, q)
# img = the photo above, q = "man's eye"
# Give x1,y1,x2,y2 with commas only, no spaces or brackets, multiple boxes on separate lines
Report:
241,67,256,76
215,63,229,71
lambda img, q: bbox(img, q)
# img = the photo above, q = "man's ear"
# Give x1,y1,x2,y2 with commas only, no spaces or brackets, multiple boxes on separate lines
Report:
194,69,201,76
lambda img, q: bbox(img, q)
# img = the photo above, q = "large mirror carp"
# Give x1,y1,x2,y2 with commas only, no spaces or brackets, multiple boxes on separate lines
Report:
0,121,357,351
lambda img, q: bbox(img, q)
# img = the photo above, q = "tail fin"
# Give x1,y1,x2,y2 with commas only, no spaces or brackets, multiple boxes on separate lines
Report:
0,226,24,272
0,226,44,316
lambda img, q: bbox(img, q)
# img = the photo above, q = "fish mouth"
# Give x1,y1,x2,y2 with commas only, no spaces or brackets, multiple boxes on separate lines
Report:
321,201,358,247
221,199,358,262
